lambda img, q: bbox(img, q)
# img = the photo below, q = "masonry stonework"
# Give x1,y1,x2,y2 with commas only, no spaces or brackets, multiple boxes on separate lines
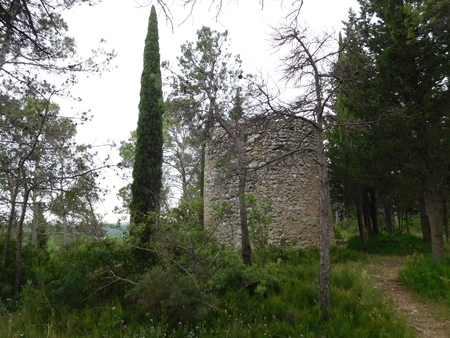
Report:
204,117,334,249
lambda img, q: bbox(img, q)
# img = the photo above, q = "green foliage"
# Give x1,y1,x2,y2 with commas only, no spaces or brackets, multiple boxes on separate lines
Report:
0,202,417,338
130,5,164,234
400,253,450,307
25,238,141,311
347,233,431,255
1,244,415,338
0,239,40,303
330,245,368,264
132,265,216,325
245,194,273,251
334,217,359,239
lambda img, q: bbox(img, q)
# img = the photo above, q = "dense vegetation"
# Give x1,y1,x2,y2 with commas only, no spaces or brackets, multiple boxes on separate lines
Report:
0,228,424,337
129,5,164,237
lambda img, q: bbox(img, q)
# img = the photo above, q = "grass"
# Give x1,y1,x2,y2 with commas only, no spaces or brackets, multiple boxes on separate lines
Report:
346,232,431,255
0,245,415,338
399,253,450,308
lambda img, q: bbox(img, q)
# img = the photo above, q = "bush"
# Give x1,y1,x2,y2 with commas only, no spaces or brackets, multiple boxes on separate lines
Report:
131,265,216,325
347,233,431,255
0,238,40,302
28,237,142,311
399,253,450,307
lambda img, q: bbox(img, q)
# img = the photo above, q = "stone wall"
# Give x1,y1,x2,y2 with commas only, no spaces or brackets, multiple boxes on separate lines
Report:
204,117,334,249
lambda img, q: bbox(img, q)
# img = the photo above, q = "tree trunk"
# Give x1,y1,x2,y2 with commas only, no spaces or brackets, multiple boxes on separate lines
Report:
405,211,410,234
14,187,31,296
214,108,252,266
317,128,331,322
2,184,19,276
85,194,103,241
418,192,432,243
362,192,373,238
398,210,403,234
0,0,20,70
238,173,251,266
443,198,449,244
237,142,251,266
382,200,394,233
199,144,205,230
355,191,369,242
368,189,379,236
31,193,40,246
424,174,445,261
63,213,69,246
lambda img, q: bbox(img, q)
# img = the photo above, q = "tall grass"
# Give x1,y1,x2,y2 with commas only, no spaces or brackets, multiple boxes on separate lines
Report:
347,233,431,255
399,253,450,308
0,246,414,338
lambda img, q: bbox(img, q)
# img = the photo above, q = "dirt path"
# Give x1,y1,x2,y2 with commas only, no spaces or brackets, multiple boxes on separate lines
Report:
368,256,450,338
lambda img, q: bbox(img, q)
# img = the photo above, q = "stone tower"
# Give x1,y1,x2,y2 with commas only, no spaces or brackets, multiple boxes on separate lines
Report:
203,117,334,249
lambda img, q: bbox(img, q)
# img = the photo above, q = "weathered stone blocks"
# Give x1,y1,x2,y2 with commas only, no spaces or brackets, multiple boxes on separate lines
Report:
204,117,334,249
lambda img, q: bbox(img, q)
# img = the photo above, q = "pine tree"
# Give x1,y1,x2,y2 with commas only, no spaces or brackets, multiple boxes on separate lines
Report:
130,5,164,242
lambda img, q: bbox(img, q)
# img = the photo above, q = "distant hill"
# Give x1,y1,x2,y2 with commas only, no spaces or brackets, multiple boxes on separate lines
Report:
104,223,129,237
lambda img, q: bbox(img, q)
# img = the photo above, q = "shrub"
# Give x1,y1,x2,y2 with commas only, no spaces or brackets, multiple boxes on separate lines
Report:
28,237,141,311
399,253,450,307
347,233,431,255
132,265,217,325
0,238,40,302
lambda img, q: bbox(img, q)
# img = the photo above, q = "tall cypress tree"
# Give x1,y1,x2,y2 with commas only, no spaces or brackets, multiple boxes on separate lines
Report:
130,5,164,242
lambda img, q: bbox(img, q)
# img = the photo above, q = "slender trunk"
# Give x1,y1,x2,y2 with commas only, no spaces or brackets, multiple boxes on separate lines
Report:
214,105,251,266
238,174,251,266
424,174,445,261
418,192,432,243
14,186,31,296
317,127,331,322
237,142,251,266
86,194,103,241
2,184,19,276
443,198,449,244
31,193,39,246
405,211,410,234
0,0,21,70
355,191,368,242
398,210,403,234
382,200,394,234
335,210,340,226
368,189,379,236
362,192,372,238
199,144,205,229
63,213,69,245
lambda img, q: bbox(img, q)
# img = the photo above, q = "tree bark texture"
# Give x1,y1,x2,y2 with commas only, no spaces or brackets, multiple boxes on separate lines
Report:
317,130,331,322
382,200,394,234
424,174,445,261
1,184,19,276
368,189,379,236
14,186,31,295
443,198,449,243
418,192,432,243
355,190,369,242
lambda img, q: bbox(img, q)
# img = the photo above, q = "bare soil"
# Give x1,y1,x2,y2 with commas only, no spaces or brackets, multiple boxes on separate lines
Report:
368,256,450,338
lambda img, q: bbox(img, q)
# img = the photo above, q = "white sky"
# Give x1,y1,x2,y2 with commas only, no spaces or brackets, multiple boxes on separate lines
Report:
60,0,359,223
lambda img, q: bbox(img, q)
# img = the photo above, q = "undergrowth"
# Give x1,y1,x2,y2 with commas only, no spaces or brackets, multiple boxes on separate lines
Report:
0,243,414,338
399,253,450,308
347,233,431,255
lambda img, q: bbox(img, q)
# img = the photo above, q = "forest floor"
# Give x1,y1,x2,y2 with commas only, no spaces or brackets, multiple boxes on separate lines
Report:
368,255,450,338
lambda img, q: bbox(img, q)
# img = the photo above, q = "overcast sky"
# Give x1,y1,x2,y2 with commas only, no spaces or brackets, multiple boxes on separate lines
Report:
60,0,359,222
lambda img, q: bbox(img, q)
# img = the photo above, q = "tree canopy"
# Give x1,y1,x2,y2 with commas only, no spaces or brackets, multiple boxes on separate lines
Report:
129,5,165,242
